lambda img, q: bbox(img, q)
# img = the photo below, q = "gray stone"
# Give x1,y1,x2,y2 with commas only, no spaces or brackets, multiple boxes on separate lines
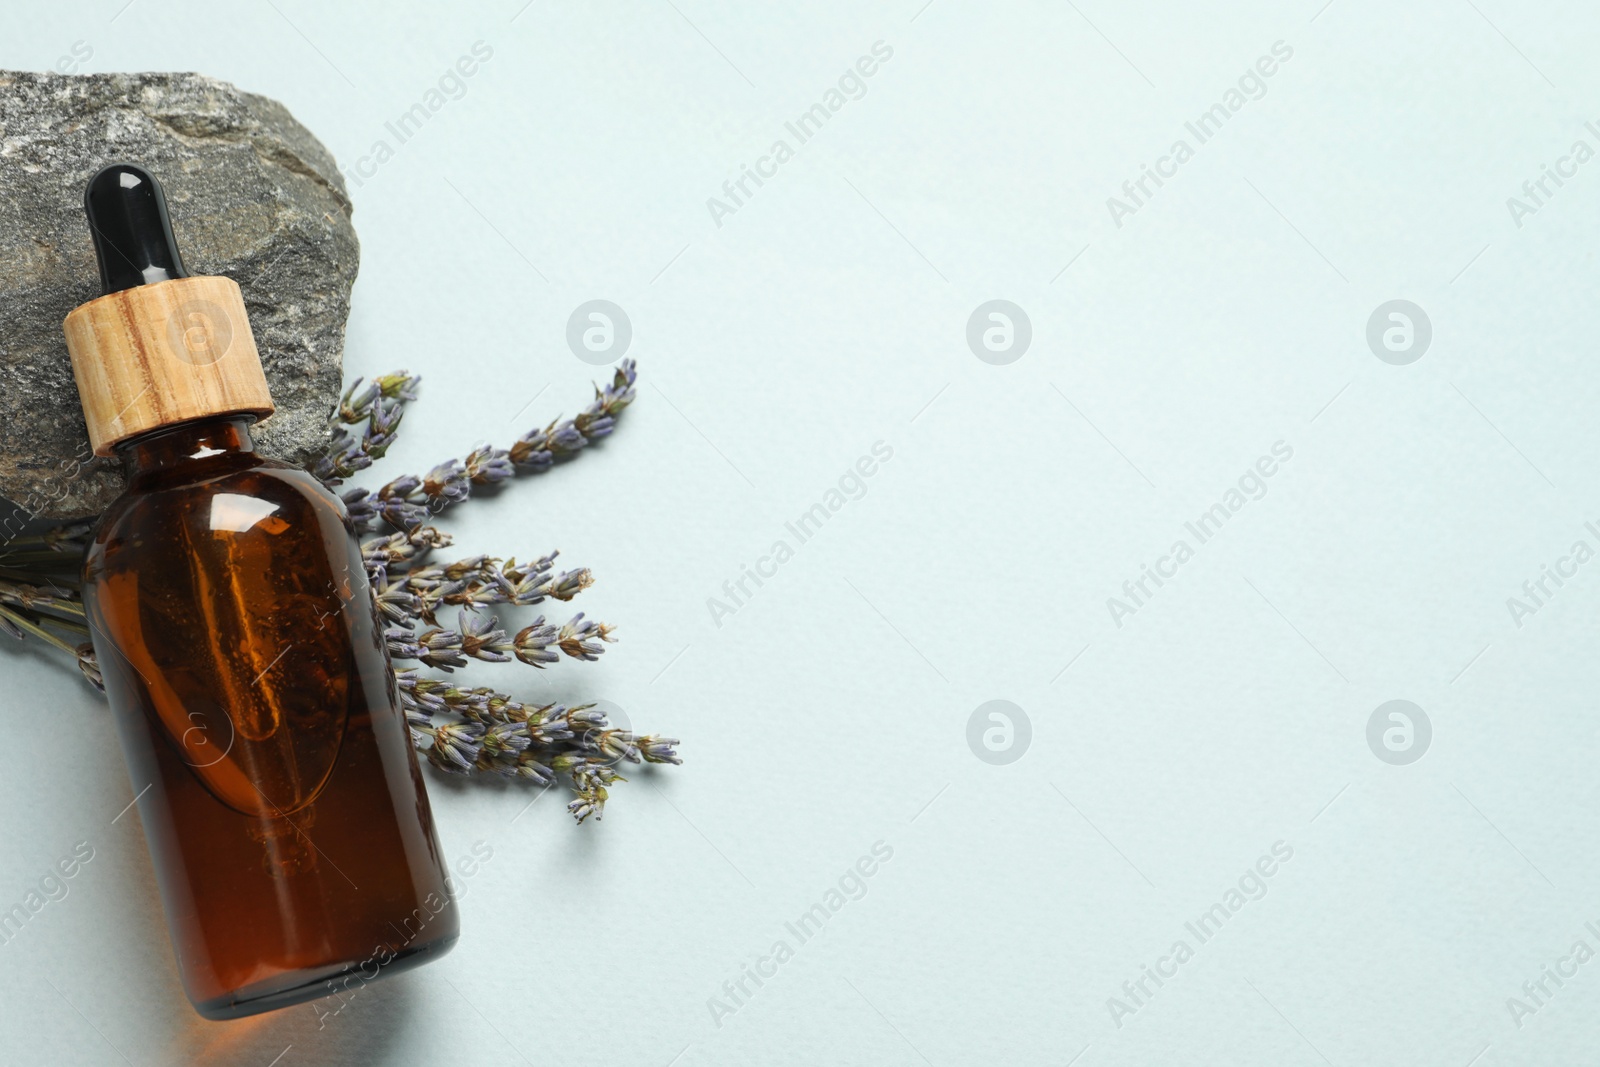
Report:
0,70,357,519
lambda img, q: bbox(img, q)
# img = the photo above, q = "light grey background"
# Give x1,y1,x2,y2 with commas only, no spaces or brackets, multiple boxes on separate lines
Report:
2,1,1597,1064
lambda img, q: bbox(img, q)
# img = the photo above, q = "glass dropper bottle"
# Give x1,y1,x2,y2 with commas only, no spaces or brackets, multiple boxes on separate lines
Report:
68,162,459,1020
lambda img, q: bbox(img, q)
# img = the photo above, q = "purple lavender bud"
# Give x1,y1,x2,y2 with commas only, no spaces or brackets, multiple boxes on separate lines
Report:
459,609,513,663
529,705,576,743
380,474,423,501
313,432,373,486
545,568,593,603
342,487,377,529
481,721,532,759
375,496,430,530
385,626,424,661
417,627,467,671
430,722,485,772
558,613,615,661
567,704,608,725
369,397,405,435
639,736,683,765
514,446,554,471
600,359,638,411
549,421,586,451
513,753,556,786
421,459,471,505
580,414,615,440
373,578,422,624
339,379,380,422
513,616,559,668
466,446,516,485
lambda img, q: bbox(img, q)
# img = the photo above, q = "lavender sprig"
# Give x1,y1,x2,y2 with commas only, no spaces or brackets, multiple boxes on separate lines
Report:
330,359,638,532
397,670,681,821
315,373,424,486
509,359,637,472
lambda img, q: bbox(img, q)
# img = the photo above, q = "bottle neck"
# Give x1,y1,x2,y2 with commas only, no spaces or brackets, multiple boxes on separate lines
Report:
116,416,258,482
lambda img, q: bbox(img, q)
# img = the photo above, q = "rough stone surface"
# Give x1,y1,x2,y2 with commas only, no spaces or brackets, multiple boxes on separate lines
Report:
0,70,357,518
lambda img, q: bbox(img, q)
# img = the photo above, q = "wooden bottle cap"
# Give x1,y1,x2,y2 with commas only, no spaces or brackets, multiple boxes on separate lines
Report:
63,274,274,457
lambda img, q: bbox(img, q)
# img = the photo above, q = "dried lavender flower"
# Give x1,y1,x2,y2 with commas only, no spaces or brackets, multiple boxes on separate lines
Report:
558,613,616,662
545,568,593,603
364,398,405,459
479,721,532,761
373,577,422,624
592,728,641,764
404,567,463,625
313,431,373,486
422,460,470,506
362,525,453,578
396,669,447,714
501,554,591,607
512,753,557,786
372,371,423,402
508,359,637,473
323,359,636,516
385,626,425,662
414,626,467,671
568,791,606,824
443,555,493,581
465,447,515,486
319,373,423,488
342,487,377,529
513,617,559,667
429,721,486,772
338,379,381,424
458,610,513,663
380,474,423,499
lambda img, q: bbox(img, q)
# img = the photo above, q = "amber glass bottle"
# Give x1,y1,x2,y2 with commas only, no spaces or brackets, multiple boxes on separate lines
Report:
66,164,457,1019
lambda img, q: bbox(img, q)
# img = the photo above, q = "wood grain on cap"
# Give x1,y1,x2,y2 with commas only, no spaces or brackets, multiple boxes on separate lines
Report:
63,275,274,457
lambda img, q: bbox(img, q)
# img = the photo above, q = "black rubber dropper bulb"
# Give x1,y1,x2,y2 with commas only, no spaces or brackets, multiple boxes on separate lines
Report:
84,163,190,296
